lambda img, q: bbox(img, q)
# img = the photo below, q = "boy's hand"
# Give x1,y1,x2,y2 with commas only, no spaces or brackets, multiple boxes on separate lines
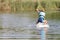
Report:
36,9,40,13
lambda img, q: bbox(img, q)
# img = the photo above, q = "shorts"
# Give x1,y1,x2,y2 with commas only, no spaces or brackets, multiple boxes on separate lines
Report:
37,17,44,23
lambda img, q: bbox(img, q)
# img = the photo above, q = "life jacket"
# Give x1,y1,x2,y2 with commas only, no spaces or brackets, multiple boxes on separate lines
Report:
39,12,45,17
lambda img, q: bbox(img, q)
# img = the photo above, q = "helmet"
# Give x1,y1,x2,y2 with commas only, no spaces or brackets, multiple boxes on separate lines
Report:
39,12,45,16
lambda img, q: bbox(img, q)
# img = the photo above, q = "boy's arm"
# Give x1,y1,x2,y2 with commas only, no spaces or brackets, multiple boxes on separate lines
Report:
36,9,40,13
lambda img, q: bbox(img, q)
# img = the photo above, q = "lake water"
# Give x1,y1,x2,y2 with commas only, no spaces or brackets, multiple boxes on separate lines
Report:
0,11,60,40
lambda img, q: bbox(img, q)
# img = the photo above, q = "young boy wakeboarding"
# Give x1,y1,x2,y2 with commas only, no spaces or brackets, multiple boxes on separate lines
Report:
36,9,47,24
36,9,49,34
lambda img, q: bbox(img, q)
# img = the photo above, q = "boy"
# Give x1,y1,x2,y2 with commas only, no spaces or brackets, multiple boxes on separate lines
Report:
36,9,46,23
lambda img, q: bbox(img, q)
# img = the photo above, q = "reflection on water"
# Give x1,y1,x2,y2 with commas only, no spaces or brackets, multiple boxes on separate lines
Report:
0,11,60,40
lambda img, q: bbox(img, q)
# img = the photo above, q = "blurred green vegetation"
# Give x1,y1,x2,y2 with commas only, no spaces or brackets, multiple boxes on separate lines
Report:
0,0,60,12
45,11,60,20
